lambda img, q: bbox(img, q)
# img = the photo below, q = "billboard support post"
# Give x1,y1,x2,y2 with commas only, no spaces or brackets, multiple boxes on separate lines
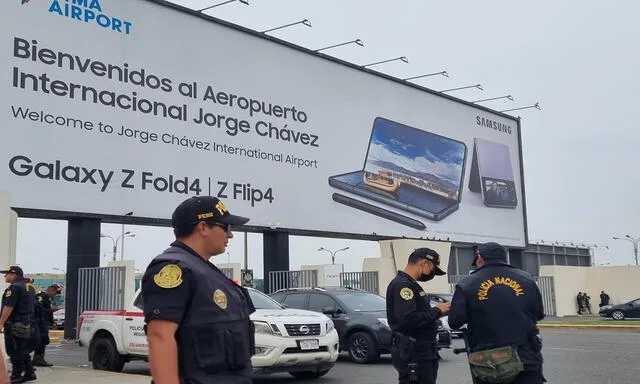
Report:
64,218,101,340
263,231,289,293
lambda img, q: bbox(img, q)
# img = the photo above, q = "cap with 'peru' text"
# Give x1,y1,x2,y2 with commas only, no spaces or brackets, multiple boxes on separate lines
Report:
171,196,250,228
0,265,24,276
410,248,446,276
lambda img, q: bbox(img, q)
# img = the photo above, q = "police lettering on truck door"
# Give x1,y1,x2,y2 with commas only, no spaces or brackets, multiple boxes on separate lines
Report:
123,311,148,355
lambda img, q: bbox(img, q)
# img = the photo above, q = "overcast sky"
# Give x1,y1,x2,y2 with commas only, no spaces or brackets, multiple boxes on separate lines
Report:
13,0,640,276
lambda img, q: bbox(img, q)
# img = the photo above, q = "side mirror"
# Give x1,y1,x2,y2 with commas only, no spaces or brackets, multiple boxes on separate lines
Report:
321,306,336,315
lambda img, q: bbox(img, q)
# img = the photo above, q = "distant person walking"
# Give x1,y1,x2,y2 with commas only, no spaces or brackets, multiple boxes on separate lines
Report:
599,291,610,307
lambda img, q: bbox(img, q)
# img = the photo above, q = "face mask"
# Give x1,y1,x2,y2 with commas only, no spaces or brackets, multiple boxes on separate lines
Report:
417,263,435,282
418,272,435,282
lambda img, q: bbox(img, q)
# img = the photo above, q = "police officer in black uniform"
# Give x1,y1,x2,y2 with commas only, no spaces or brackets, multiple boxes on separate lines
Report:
448,242,546,384
141,196,255,384
0,266,36,383
386,248,451,384
32,285,60,367
23,278,40,375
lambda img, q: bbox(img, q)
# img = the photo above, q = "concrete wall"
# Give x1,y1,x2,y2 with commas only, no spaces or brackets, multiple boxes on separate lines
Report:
0,191,16,369
301,264,345,287
377,239,453,296
0,191,17,275
540,265,640,316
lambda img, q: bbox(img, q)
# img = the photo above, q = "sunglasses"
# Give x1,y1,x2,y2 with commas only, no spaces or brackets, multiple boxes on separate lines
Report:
211,222,231,233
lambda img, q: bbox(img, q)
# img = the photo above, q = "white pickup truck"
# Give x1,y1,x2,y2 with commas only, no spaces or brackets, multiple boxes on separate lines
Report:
78,287,340,380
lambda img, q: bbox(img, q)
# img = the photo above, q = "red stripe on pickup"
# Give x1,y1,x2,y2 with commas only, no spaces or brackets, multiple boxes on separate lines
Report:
81,311,144,317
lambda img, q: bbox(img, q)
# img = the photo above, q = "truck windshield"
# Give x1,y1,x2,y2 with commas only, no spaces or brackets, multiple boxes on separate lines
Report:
334,292,386,312
248,289,285,310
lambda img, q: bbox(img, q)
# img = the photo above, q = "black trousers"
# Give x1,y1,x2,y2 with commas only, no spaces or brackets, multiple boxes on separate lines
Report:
477,370,546,384
4,328,34,377
391,349,438,384
35,321,50,355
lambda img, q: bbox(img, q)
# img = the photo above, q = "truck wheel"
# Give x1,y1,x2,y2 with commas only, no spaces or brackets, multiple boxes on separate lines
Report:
347,332,379,364
289,369,331,379
90,336,126,372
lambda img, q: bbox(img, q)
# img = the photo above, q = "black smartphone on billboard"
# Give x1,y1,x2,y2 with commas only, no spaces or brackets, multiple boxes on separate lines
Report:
468,138,517,208
328,117,467,222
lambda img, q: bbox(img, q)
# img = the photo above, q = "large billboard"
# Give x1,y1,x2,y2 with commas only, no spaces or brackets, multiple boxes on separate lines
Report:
0,0,527,247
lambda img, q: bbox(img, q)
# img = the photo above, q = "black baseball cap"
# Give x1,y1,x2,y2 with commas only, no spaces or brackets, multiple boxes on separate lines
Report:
472,242,507,266
0,265,24,276
410,248,446,276
171,196,249,228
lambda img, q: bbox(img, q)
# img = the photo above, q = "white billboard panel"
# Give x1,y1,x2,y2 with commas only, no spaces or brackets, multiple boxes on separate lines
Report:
0,0,527,247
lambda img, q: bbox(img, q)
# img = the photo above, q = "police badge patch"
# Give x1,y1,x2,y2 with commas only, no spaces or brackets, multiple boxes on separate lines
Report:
153,264,183,289
213,289,228,309
400,287,414,300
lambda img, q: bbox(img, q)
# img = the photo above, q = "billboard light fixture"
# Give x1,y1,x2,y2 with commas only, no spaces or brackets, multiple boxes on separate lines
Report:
362,56,409,68
315,39,364,52
499,102,541,113
261,19,312,34
471,95,514,104
440,84,483,93
198,0,249,12
403,71,449,81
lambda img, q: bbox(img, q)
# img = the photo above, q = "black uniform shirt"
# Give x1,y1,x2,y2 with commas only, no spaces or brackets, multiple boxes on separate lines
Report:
36,292,54,324
141,241,252,325
448,262,545,369
386,271,442,359
1,280,30,322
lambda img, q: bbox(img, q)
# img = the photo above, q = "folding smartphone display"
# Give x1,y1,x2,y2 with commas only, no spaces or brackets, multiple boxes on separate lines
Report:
328,117,467,222
474,138,517,208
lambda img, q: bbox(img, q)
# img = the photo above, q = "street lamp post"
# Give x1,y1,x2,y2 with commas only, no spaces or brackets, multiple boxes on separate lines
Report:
101,232,135,261
318,246,350,265
612,235,640,266
121,211,133,261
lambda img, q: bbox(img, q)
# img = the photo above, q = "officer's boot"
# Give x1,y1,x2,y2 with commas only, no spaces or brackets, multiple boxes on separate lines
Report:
32,353,52,367
22,357,37,382
10,370,24,384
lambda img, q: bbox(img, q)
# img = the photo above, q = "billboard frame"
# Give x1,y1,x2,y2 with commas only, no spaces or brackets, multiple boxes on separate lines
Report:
8,0,530,248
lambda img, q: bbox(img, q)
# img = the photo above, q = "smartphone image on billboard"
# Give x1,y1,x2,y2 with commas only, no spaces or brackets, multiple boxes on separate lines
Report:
328,117,467,225
468,138,518,208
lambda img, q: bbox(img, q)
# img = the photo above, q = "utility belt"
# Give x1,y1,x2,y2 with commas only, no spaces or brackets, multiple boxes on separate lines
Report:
6,318,33,339
466,332,541,384
392,332,417,363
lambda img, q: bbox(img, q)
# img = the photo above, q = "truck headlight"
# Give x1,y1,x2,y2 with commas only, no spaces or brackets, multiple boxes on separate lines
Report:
253,321,274,334
326,320,335,332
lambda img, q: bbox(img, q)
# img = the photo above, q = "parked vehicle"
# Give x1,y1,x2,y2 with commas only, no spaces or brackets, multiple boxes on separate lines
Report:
427,293,463,338
269,287,452,364
53,307,65,330
599,298,640,320
78,287,339,380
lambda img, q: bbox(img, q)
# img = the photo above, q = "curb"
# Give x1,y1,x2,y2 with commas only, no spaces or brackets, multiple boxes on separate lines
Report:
538,324,640,331
49,330,64,344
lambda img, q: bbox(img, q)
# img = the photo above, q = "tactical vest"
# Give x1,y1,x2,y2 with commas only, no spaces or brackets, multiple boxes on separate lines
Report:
153,246,255,380
7,280,34,323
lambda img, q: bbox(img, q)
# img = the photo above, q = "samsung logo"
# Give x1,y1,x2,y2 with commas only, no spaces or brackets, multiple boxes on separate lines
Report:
476,116,512,135
45,0,133,36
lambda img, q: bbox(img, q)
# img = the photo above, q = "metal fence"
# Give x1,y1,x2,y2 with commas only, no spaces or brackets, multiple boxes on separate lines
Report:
448,274,468,292
268,270,318,293
536,276,557,316
77,266,126,318
340,271,379,294
220,267,234,280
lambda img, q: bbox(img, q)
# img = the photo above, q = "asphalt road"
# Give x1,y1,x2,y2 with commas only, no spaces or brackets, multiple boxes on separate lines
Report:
45,329,640,384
